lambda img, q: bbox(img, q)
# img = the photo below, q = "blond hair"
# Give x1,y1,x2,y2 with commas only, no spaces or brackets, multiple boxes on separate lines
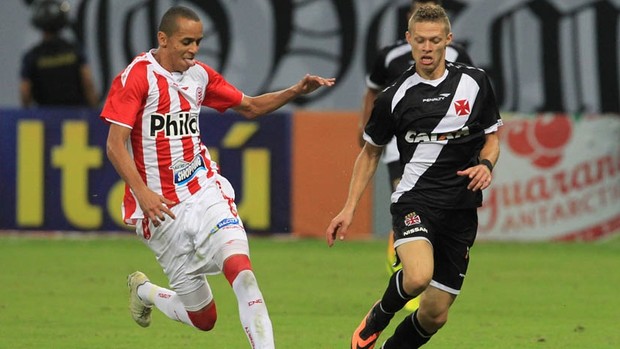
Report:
408,4,451,34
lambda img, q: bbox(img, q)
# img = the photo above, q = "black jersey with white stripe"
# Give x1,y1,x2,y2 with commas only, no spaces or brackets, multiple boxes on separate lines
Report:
364,62,502,209
366,39,473,91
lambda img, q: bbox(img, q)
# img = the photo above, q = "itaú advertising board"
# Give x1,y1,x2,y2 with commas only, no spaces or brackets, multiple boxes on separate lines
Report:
0,108,292,234
478,113,620,241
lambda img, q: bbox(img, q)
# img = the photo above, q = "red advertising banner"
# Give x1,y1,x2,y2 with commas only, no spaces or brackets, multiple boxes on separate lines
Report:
479,114,620,241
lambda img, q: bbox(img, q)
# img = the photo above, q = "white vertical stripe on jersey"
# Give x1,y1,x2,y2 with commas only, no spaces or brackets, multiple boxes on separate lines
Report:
143,65,164,196
392,141,447,203
167,81,194,200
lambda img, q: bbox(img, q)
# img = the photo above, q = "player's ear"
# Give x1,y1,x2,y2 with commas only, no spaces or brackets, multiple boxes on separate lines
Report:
446,32,453,45
157,31,168,48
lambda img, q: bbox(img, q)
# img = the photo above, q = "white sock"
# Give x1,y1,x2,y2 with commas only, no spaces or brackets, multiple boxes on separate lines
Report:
232,270,275,349
138,282,193,327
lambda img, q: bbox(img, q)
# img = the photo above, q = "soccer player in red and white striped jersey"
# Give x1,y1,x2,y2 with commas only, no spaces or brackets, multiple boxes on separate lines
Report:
101,6,334,348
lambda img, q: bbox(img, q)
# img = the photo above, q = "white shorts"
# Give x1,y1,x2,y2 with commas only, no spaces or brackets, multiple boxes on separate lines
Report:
136,174,249,301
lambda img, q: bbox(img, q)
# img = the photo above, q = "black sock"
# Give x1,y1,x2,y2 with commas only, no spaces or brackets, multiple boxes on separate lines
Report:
383,310,435,349
380,269,414,314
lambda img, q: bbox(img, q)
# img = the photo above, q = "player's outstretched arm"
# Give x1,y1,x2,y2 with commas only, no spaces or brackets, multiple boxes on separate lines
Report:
233,74,335,119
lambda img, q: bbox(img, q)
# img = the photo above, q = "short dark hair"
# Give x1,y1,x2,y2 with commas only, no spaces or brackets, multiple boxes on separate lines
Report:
158,6,200,36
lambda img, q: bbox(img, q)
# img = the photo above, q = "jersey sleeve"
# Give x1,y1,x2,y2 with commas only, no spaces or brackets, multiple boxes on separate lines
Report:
366,48,390,90
199,63,243,112
478,73,503,133
363,91,397,146
100,63,148,128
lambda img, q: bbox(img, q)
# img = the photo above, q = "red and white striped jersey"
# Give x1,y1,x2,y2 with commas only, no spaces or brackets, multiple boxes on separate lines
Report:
101,50,244,224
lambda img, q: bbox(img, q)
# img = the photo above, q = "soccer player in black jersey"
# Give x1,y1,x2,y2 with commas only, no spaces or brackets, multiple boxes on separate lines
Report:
328,4,501,349
361,0,474,313
20,0,98,107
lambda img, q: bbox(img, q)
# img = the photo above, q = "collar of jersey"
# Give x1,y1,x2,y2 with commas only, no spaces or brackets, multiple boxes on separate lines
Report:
147,49,186,82
413,68,448,87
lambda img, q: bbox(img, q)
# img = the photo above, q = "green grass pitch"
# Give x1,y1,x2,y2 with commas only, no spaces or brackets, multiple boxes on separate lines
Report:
0,233,618,348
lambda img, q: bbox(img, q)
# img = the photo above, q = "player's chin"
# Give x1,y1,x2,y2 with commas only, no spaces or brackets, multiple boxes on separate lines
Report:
174,60,194,72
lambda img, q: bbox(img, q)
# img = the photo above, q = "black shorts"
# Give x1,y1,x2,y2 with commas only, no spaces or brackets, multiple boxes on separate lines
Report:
386,161,405,191
390,203,478,295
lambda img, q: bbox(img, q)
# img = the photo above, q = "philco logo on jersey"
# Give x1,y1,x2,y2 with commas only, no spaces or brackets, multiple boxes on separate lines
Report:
405,126,470,143
422,93,451,103
150,112,199,137
170,155,206,185
404,212,421,226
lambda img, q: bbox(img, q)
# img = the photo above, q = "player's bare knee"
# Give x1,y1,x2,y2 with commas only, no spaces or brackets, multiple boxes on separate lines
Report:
188,302,217,331
418,307,449,332
430,312,449,330
402,272,431,296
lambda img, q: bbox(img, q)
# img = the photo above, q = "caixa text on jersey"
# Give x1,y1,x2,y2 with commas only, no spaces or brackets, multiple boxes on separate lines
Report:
405,126,470,143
